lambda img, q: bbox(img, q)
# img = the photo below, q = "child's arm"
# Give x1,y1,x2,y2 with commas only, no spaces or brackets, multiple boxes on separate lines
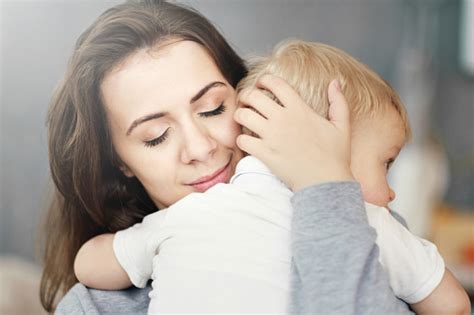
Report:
74,233,132,290
77,209,168,290
366,204,470,313
411,268,471,315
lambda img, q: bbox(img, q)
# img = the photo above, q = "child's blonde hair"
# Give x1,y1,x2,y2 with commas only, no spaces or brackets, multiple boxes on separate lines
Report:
237,40,411,138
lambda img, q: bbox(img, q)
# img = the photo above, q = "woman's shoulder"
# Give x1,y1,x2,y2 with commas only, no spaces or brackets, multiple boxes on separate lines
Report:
55,282,151,314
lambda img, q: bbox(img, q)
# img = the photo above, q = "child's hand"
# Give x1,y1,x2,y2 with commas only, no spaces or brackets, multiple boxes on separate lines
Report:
234,75,354,191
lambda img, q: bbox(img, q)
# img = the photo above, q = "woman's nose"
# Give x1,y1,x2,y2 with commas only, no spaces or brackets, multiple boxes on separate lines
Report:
180,123,217,163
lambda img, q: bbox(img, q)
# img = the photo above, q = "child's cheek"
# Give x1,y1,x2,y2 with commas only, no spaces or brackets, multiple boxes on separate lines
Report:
362,186,389,208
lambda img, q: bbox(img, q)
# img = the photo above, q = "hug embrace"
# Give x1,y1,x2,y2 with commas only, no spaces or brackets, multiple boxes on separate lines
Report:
40,1,470,314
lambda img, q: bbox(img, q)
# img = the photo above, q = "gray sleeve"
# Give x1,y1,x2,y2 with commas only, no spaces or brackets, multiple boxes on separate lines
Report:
55,283,150,314
289,181,414,315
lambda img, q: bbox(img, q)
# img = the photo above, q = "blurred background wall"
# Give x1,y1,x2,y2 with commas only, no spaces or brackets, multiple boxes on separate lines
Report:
1,0,473,311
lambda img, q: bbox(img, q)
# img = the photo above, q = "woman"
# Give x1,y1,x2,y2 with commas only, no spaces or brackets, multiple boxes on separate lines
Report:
41,0,412,314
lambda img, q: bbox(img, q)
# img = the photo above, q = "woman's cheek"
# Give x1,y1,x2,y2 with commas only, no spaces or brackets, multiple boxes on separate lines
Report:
216,113,242,148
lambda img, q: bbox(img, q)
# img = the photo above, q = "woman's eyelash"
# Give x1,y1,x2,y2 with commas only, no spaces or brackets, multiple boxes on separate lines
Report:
199,103,226,117
144,128,170,148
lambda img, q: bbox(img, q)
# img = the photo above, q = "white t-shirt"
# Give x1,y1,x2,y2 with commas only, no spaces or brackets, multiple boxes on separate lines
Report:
114,156,445,313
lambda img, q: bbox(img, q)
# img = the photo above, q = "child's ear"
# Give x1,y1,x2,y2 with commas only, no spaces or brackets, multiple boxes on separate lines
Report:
119,164,135,178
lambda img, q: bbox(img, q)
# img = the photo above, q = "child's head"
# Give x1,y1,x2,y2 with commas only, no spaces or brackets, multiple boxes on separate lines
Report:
237,40,411,208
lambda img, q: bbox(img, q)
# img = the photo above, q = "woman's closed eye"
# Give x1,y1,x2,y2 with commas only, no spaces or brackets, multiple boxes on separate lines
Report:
198,103,226,117
143,103,226,148
144,127,170,148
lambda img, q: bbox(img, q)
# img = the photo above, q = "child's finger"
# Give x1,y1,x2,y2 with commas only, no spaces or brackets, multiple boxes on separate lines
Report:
236,134,266,157
328,79,351,133
233,107,267,137
256,74,303,110
238,88,279,119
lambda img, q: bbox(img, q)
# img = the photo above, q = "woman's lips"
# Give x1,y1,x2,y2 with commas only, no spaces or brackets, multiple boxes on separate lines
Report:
188,160,232,193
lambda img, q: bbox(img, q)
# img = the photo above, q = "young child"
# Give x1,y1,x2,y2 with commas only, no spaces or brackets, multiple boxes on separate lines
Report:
74,40,469,314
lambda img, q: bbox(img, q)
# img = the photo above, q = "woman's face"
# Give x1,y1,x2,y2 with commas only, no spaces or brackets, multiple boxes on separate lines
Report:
101,41,245,208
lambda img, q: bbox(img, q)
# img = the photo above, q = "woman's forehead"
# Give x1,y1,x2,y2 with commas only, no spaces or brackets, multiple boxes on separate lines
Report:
102,42,226,106
101,41,231,133
106,41,221,82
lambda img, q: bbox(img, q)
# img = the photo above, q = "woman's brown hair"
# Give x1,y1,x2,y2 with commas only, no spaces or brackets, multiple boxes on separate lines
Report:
40,0,246,311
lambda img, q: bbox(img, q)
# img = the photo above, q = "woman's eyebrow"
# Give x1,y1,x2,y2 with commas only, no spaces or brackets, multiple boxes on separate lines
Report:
127,112,168,136
190,81,226,103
